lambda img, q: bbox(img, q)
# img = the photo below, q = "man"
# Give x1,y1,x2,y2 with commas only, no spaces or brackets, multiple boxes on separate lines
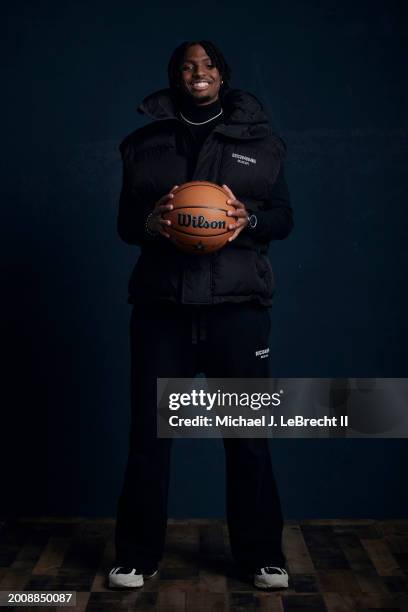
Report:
109,40,293,591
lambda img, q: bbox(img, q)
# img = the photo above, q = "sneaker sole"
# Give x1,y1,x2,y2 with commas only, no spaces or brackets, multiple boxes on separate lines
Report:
254,576,289,590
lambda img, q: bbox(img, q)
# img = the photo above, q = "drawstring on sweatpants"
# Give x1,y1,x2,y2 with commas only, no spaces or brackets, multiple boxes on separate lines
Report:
192,313,198,345
191,308,207,344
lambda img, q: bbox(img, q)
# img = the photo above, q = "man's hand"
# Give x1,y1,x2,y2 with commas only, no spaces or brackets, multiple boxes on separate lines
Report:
147,185,179,238
222,184,249,242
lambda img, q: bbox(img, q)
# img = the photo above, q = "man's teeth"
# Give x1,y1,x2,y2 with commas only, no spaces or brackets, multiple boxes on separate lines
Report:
192,82,210,90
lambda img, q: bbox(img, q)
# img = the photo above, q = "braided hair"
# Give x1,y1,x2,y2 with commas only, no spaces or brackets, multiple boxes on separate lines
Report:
167,40,232,104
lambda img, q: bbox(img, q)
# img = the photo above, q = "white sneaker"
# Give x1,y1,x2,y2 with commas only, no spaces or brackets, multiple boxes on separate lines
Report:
254,566,289,589
108,566,158,589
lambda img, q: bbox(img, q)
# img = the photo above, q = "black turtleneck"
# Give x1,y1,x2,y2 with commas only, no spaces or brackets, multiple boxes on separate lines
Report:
178,97,224,178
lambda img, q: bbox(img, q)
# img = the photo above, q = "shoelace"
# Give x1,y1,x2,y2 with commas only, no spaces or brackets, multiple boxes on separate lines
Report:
262,565,287,575
111,567,136,574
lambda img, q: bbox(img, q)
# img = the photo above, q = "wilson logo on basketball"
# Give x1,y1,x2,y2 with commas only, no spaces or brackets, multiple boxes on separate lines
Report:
178,213,226,230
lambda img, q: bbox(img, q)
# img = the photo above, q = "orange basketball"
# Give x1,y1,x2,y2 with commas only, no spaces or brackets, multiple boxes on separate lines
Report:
162,181,235,254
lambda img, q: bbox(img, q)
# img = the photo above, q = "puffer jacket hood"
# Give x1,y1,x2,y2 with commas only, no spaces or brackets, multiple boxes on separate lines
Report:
137,87,274,142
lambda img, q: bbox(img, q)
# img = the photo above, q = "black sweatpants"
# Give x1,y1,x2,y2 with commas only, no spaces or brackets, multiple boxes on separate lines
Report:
114,300,285,572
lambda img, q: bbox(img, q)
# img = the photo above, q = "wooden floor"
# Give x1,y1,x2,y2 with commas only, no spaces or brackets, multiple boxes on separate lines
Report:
0,518,408,611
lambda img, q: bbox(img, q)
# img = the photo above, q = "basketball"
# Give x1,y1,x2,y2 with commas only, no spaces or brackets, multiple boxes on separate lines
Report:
162,181,235,254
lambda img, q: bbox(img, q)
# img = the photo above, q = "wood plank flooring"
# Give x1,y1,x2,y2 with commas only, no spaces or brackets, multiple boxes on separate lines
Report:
0,519,407,611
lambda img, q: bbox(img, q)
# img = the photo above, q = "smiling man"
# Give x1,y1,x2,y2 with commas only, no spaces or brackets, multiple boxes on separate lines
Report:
181,44,221,102
109,40,294,592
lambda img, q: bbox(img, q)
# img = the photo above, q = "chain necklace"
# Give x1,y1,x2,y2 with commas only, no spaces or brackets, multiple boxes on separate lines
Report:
179,109,223,125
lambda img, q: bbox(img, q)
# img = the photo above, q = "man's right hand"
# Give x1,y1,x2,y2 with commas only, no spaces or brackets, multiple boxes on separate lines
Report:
147,185,179,238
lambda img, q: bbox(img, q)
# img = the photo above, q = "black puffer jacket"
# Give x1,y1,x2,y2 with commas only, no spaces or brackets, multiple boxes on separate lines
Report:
117,87,293,306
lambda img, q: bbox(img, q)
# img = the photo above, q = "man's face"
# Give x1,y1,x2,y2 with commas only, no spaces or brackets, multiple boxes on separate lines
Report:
179,44,222,105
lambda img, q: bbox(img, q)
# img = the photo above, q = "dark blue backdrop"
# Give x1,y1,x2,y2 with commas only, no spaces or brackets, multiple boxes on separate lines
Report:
1,0,407,519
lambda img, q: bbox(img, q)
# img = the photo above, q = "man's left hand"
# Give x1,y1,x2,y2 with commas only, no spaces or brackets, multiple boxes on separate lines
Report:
222,184,249,242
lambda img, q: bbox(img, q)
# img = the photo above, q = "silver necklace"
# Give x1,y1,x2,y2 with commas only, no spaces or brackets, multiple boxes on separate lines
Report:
179,109,223,125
